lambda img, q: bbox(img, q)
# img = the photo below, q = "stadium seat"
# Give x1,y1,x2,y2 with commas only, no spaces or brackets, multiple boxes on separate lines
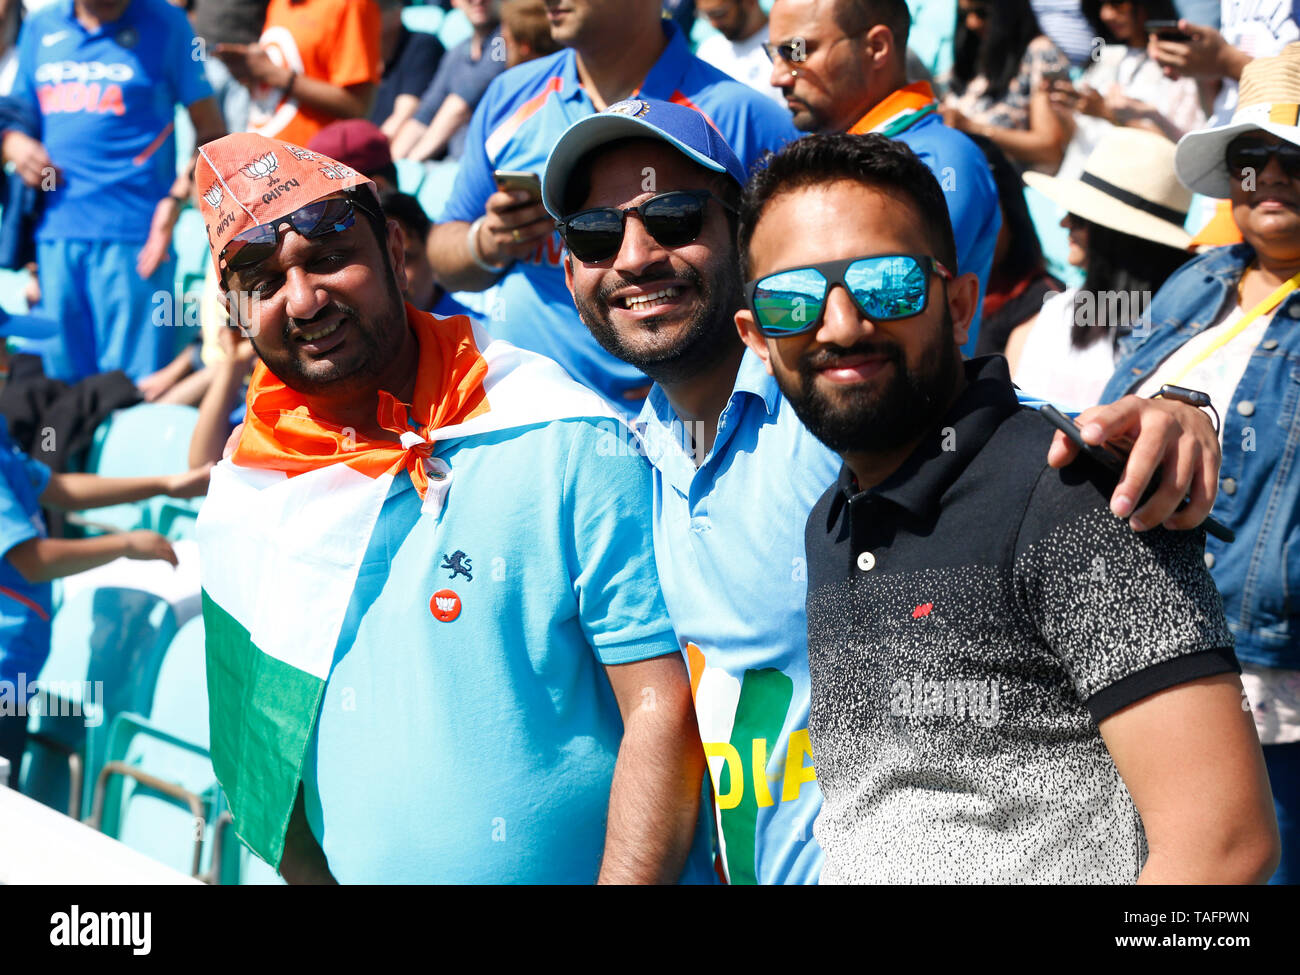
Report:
394,158,426,196
74,403,201,535
90,617,219,880
19,586,178,820
417,159,461,223
437,6,472,49
401,3,444,36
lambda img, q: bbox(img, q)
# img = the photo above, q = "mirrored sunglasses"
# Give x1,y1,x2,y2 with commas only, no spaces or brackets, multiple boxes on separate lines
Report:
747,254,953,337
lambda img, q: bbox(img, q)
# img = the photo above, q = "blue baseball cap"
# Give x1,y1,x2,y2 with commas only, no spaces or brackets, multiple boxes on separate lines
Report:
542,97,748,218
0,307,57,340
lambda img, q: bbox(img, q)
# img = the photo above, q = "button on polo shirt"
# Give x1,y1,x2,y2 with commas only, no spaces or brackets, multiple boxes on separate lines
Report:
804,355,1238,884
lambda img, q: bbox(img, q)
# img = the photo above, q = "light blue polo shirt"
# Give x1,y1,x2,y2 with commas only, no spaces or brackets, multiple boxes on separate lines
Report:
638,350,1056,885
636,350,840,886
0,416,53,685
302,416,716,884
441,20,797,415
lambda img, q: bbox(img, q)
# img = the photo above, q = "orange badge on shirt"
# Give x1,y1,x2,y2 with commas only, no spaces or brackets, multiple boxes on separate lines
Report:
430,589,462,623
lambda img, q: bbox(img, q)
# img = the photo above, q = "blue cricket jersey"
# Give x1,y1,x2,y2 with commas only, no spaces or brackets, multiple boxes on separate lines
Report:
0,416,53,685
6,0,212,242
893,111,1001,356
441,20,797,415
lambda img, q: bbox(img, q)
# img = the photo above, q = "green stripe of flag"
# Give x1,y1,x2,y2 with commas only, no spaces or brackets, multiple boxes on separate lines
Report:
203,590,324,870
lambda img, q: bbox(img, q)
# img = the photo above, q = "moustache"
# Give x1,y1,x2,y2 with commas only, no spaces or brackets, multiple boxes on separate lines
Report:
285,302,358,342
801,341,904,373
596,266,705,306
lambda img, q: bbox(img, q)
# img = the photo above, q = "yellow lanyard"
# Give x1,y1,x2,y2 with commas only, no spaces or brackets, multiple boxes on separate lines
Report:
1169,266,1300,387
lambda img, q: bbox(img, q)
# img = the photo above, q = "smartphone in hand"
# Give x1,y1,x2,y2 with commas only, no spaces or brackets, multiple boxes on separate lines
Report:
493,170,542,204
1038,404,1234,543
1146,19,1193,42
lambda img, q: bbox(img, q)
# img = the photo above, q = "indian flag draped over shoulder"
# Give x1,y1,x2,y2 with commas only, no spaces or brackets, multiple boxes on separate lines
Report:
198,307,620,868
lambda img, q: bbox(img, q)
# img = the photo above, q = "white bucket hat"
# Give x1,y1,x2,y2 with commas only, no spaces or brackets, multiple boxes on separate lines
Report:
1174,42,1300,199
1024,127,1192,250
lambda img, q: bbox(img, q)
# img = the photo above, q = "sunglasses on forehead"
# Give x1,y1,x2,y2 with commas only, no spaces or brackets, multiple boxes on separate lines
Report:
220,195,374,279
556,189,733,264
747,254,953,338
1226,135,1300,180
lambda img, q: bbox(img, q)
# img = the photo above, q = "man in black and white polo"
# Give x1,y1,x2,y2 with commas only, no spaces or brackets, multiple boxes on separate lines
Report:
733,131,1280,884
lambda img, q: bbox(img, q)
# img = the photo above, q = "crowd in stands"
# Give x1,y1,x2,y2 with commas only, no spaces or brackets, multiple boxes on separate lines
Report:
0,0,1295,887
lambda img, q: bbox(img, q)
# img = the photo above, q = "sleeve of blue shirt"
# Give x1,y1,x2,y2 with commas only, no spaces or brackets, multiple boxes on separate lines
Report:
412,50,456,126
0,454,48,563
562,419,679,665
701,90,798,174
900,125,1001,355
440,78,506,224
162,4,214,108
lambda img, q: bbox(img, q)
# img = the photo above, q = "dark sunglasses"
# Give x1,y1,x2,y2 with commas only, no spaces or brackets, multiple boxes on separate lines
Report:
746,254,953,337
1226,136,1300,180
220,195,369,278
762,40,805,64
556,189,733,264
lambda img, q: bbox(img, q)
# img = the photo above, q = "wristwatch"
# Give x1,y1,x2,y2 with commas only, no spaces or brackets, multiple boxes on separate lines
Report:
1151,383,1220,433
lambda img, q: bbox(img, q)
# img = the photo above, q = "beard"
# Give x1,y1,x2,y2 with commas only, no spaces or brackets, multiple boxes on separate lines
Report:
778,305,961,455
572,254,745,386
252,284,406,398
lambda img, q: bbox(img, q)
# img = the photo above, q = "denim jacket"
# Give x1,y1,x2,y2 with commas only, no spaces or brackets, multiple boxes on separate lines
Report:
1101,243,1300,669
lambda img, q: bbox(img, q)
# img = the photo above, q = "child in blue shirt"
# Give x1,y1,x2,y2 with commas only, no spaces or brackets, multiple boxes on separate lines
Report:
0,309,209,786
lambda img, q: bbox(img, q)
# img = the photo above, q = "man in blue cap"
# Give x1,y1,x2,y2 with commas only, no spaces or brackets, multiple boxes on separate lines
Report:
0,309,208,785
544,96,1228,884
428,0,796,417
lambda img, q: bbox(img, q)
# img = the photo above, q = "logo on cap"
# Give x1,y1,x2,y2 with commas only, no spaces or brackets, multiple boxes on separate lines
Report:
319,164,356,180
202,184,223,208
606,98,650,118
240,152,280,181
284,145,317,162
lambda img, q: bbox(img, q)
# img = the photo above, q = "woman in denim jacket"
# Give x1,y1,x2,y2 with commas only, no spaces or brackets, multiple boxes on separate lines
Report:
1101,46,1300,884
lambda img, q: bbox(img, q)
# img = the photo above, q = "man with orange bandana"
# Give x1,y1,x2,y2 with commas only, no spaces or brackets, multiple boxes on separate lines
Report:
766,0,1000,353
192,132,715,884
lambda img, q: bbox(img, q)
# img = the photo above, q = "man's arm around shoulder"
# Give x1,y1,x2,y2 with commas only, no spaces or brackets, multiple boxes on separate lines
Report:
598,651,705,885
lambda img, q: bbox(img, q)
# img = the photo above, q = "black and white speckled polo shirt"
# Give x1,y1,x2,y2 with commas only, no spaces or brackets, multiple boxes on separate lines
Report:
804,355,1238,884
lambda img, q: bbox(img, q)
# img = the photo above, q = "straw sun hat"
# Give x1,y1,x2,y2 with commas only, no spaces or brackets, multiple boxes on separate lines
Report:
1175,42,1300,199
1024,127,1192,250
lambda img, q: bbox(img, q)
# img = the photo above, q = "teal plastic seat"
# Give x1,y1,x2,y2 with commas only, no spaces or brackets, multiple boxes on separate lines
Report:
19,586,178,819
91,616,219,879
436,7,472,48
75,404,200,534
417,159,460,223
401,3,444,36
394,158,426,196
